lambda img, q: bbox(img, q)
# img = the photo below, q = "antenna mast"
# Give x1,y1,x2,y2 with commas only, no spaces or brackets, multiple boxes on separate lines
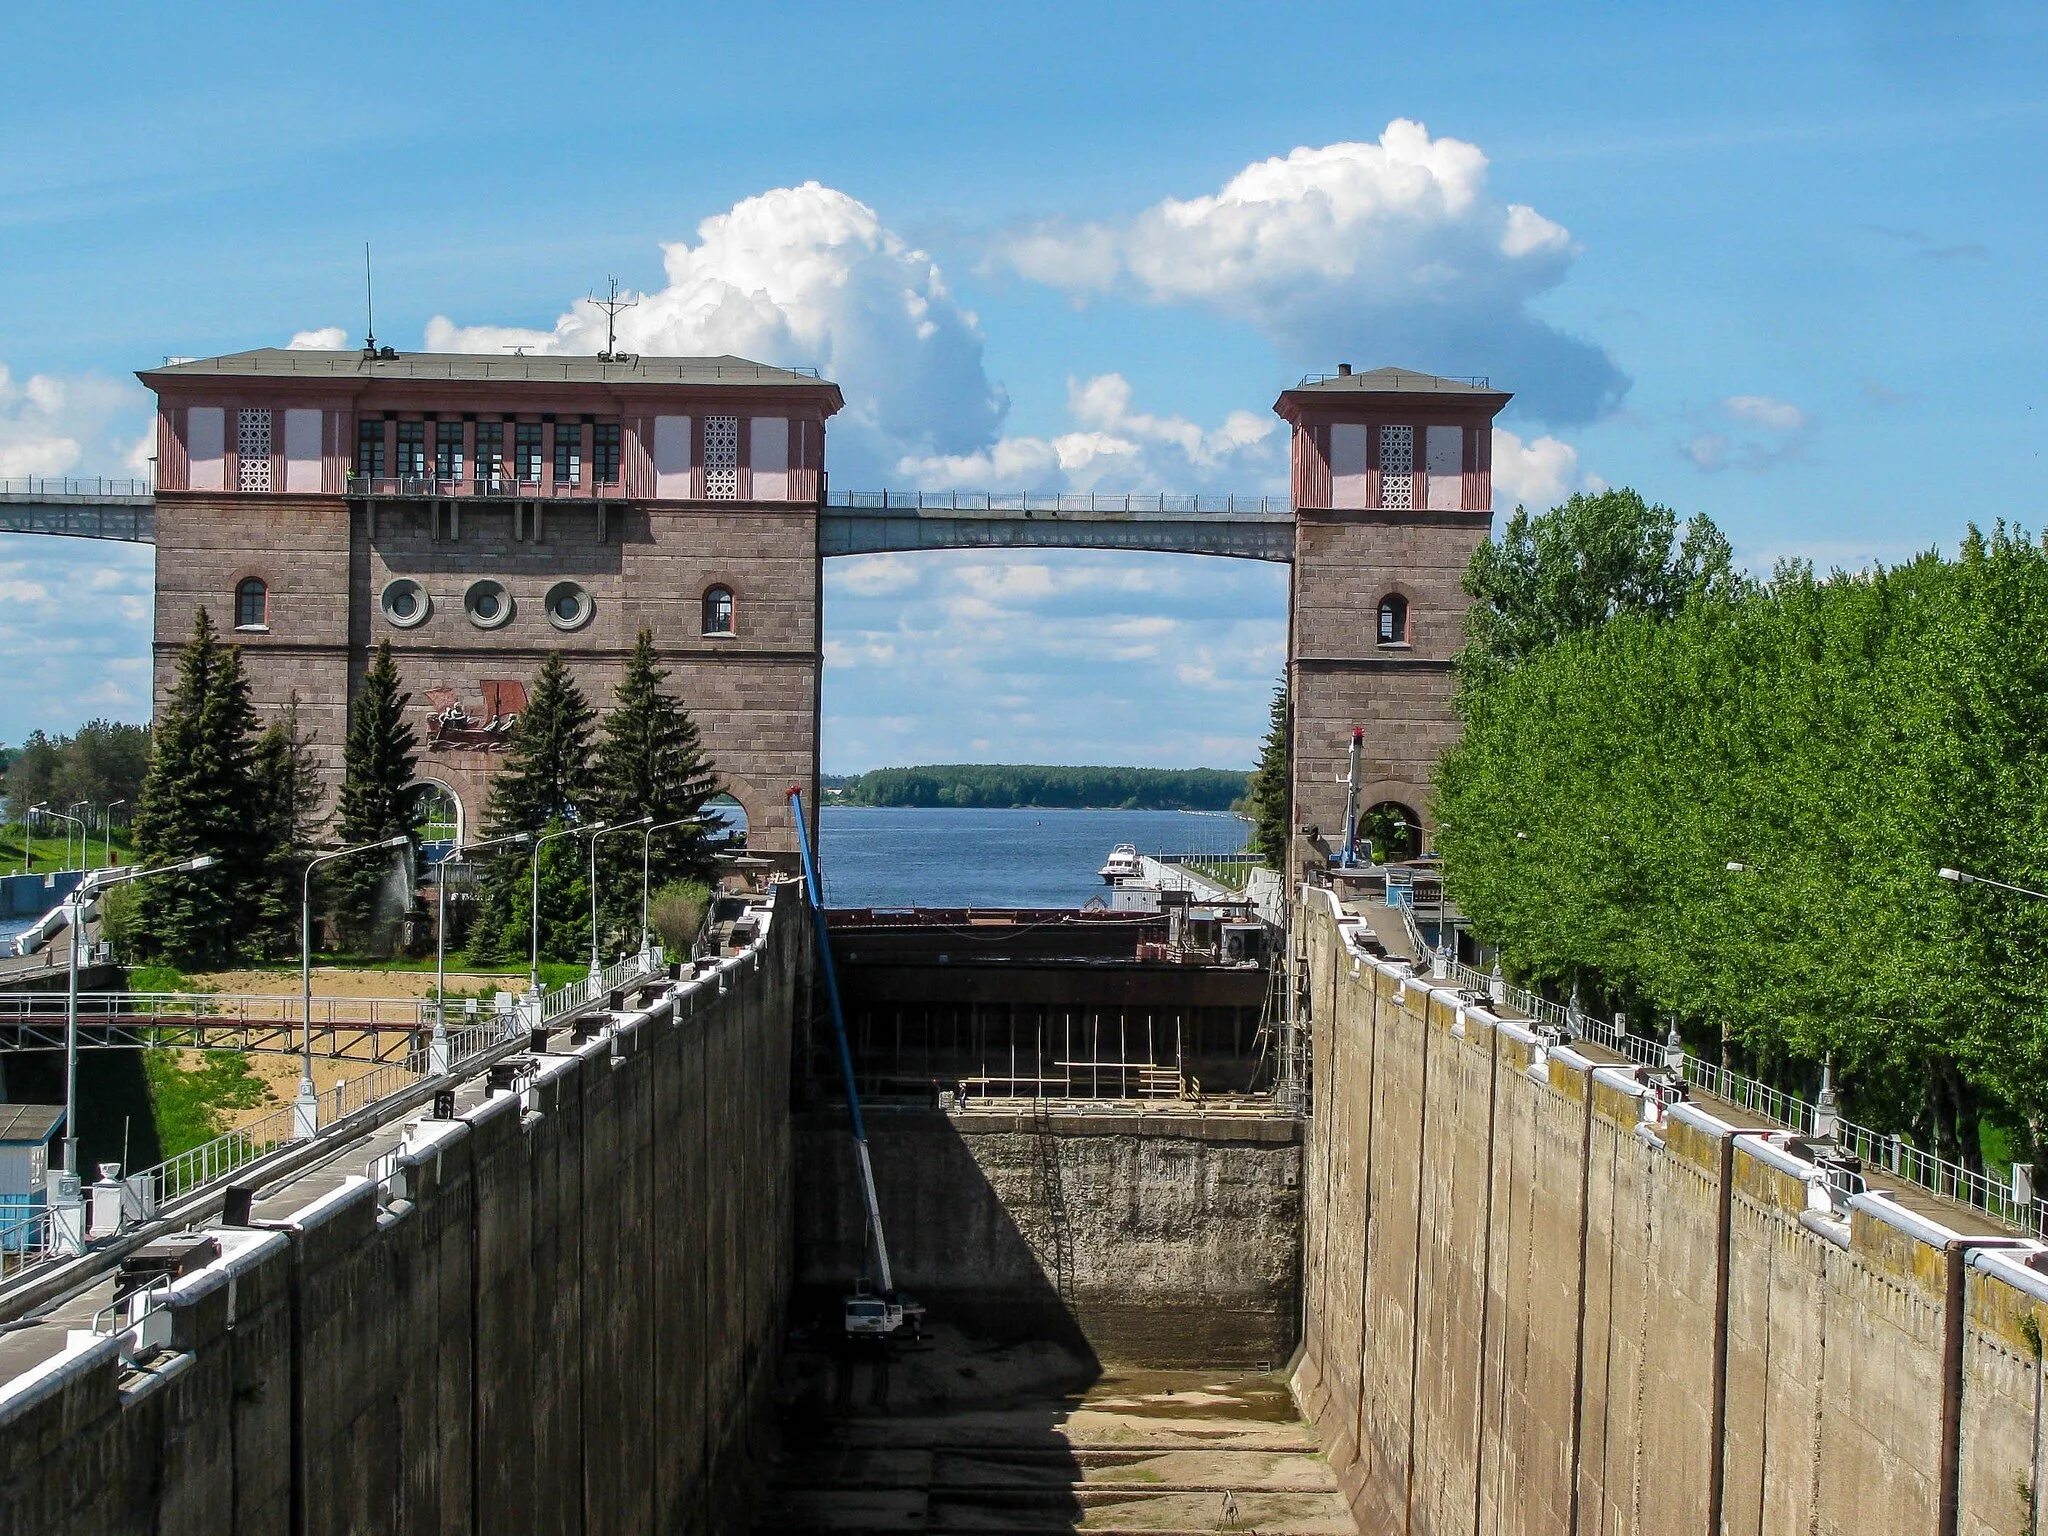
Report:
592,276,637,361
362,243,378,355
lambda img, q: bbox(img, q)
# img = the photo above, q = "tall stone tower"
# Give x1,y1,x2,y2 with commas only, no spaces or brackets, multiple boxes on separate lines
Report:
1276,366,1511,875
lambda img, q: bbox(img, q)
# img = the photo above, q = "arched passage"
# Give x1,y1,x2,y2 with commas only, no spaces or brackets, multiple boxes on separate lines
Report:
1358,800,1422,863
411,777,464,851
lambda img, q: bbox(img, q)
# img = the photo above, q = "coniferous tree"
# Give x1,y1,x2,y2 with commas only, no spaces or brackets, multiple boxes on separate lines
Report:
592,629,723,940
328,641,423,950
130,609,265,966
248,695,323,955
1241,678,1290,869
470,652,597,964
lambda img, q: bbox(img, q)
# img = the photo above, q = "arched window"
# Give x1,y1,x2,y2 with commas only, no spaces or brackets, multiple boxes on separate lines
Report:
1376,593,1408,646
235,577,268,630
702,584,735,636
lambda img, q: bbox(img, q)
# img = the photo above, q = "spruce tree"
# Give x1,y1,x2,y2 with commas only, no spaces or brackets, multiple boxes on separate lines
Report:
1242,677,1290,869
328,641,424,950
592,629,723,938
248,695,323,955
130,609,265,966
471,652,597,963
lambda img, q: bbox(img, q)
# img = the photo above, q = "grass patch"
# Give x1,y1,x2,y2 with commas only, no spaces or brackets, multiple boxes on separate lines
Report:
142,1049,274,1159
125,963,205,994
1185,858,1253,892
0,826,137,872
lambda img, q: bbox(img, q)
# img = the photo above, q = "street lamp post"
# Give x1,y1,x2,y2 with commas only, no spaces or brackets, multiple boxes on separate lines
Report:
58,854,218,1176
68,802,92,872
529,820,619,998
590,818,652,980
431,830,530,1070
31,804,83,882
103,801,125,868
300,835,409,1138
638,817,702,961
1939,865,2048,902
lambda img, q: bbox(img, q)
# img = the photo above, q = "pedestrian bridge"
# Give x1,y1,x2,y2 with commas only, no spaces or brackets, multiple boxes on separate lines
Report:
0,480,1296,561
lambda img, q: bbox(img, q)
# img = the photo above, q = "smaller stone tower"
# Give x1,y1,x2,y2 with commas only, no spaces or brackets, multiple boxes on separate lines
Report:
1275,366,1512,877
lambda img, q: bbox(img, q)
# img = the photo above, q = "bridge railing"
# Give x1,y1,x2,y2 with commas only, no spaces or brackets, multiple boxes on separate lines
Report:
828,490,1287,516
0,476,155,498
0,991,436,1030
0,950,667,1281
1445,958,2048,1235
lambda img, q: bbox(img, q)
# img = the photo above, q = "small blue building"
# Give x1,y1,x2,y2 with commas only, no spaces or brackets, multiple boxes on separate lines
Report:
0,1105,66,1249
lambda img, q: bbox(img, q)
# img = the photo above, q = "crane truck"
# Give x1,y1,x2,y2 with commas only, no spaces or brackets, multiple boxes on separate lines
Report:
789,788,925,1342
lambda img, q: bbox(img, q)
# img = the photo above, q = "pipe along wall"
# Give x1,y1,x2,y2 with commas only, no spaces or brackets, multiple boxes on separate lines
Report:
0,881,803,1536
1294,888,2048,1536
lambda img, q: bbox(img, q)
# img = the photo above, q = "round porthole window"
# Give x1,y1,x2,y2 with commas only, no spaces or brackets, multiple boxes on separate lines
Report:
464,578,513,629
380,577,431,629
544,580,593,632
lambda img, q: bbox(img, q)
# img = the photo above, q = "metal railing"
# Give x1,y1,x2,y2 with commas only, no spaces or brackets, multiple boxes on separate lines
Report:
0,991,435,1028
828,490,1287,516
344,472,624,500
0,476,154,498
0,948,665,1282
1442,959,2048,1235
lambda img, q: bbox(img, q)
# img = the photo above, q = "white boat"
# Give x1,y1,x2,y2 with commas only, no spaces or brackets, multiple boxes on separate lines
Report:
1097,843,1143,884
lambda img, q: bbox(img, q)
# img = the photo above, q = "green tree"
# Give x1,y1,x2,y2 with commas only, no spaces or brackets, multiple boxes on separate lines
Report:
129,609,265,966
470,653,597,963
328,642,423,950
1240,678,1290,868
592,629,723,939
248,695,324,954
1459,487,1741,691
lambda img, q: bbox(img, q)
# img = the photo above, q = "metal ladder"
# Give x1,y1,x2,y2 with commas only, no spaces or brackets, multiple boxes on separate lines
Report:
1032,1101,1073,1299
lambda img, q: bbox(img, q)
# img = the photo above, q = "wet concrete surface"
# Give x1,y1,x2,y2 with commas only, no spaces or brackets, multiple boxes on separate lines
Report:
758,1326,1352,1534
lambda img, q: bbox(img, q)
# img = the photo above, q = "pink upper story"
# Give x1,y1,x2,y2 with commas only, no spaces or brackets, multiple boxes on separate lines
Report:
140,349,845,504
1275,366,1513,513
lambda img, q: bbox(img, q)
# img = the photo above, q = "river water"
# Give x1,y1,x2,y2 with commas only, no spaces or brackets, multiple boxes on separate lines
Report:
814,805,1249,909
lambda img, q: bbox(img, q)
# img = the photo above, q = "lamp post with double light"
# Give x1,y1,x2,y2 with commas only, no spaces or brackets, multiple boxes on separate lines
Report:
432,830,530,1069
638,816,703,961
103,800,125,868
30,804,83,881
591,817,653,980
299,835,410,1138
529,820,622,998
58,853,218,1176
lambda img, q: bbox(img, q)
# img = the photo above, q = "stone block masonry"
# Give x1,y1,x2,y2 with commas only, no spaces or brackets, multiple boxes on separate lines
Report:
794,1107,1304,1368
0,880,805,1536
1292,887,2048,1536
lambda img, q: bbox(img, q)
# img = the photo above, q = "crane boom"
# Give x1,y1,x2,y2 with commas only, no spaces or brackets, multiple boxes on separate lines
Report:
787,788,894,1295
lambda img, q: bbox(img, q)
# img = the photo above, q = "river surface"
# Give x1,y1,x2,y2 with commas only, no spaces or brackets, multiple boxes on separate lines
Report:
814,805,1248,909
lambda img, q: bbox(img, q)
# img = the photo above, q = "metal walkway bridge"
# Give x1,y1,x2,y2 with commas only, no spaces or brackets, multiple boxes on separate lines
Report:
0,480,1295,562
0,990,489,1064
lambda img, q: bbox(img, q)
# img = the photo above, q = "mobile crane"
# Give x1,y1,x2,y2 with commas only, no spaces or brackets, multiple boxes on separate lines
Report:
789,788,925,1342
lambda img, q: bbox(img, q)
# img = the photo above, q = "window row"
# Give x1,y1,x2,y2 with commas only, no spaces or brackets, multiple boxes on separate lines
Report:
355,417,622,487
233,575,739,638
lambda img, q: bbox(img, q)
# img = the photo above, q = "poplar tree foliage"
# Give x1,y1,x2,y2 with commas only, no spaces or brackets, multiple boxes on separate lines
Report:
1458,488,1743,691
470,652,597,964
591,628,723,940
1435,521,2048,1186
328,641,424,949
130,609,266,966
1241,678,1290,868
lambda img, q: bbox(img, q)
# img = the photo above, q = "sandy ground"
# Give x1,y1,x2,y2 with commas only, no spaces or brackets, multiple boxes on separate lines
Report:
157,964,534,1135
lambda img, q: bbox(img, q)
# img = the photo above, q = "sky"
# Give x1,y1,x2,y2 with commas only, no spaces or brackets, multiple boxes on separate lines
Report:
1,2,2043,772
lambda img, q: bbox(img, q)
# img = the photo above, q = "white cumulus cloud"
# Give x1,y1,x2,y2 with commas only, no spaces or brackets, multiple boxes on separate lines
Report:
1683,393,1812,473
1491,428,1593,508
894,372,1282,494
426,182,1005,483
288,326,348,350
995,121,1624,424
0,362,151,478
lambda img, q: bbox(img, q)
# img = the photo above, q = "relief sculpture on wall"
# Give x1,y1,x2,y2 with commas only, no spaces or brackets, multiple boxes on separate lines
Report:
426,678,527,751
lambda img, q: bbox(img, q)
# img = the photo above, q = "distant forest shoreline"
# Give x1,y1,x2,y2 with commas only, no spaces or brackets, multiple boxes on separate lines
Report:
826,764,1252,812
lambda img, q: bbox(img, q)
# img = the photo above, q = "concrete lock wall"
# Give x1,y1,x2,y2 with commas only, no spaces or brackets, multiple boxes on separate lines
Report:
0,882,804,1536
1292,889,2048,1536
794,1108,1304,1368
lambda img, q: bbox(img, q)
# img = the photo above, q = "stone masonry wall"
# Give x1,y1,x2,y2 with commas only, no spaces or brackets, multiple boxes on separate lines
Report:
1293,890,2048,1536
153,492,820,855
795,1108,1304,1368
0,880,805,1536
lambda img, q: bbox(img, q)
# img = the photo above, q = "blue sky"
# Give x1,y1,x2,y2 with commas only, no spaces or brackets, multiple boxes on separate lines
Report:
2,2,2043,771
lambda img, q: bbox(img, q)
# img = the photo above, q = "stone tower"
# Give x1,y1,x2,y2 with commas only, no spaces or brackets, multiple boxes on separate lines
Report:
1275,365,1511,875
